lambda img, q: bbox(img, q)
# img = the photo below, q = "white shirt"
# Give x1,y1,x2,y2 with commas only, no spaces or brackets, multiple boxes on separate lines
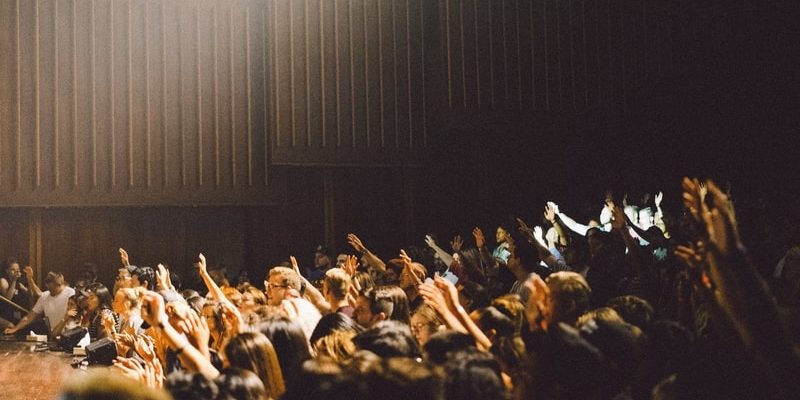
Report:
31,286,75,332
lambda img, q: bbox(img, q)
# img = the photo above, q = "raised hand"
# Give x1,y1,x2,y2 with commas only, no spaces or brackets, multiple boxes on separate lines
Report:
119,248,131,266
533,226,545,243
450,235,464,253
155,264,171,291
289,256,301,276
472,227,485,248
547,201,560,215
702,180,741,255
347,233,367,253
219,301,244,335
654,191,664,208
433,275,460,313
102,311,117,334
134,334,157,364
424,235,438,249
515,217,535,243
140,291,167,329
343,255,358,277
182,309,210,357
196,253,208,274
23,266,34,280
399,249,413,267
682,177,708,223
112,357,145,382
417,282,448,313
544,204,556,223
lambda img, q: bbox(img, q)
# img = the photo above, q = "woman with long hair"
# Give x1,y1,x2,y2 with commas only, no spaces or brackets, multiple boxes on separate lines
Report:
224,331,285,399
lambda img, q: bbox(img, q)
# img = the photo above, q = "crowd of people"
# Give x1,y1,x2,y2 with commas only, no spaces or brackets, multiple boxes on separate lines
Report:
1,177,799,400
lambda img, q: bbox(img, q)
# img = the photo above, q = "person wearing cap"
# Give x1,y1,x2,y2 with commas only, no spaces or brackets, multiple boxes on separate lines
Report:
4,271,75,335
305,245,333,282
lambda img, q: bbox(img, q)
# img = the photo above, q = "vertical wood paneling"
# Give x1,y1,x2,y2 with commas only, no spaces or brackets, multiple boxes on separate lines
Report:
0,0,276,206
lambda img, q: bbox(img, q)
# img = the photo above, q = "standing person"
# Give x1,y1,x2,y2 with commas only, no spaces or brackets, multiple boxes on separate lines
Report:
493,226,513,264
4,271,75,335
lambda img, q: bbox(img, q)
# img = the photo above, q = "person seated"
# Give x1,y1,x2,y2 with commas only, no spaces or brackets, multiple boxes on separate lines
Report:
84,283,120,341
4,271,75,336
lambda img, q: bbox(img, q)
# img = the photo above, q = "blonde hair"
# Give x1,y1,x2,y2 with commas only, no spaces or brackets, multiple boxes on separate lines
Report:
268,267,302,291
313,330,357,363
324,268,352,299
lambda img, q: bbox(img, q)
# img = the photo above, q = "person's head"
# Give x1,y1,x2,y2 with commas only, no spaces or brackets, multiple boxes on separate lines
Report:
506,242,540,277
353,285,410,328
314,245,333,269
545,272,592,327
223,332,285,399
115,267,135,290
490,294,525,335
442,348,509,400
576,307,625,329
3,258,20,279
43,271,67,294
336,254,349,268
310,312,362,345
131,266,155,291
202,301,225,340
474,306,515,343
215,368,268,400
239,285,267,313
410,303,444,346
266,267,302,306
112,287,142,315
353,320,422,359
607,295,655,330
579,319,643,397
495,226,511,244
423,331,478,365
257,315,312,389
457,281,490,312
323,268,352,302
352,271,375,296
362,357,443,400
382,259,404,285
314,330,358,363
166,370,219,400
86,283,113,313
59,370,171,400
399,262,427,290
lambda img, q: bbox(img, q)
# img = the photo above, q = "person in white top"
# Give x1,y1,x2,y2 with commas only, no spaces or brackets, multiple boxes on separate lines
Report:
4,271,75,335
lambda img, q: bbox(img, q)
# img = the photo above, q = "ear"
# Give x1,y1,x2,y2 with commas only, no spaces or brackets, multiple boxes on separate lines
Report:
373,312,387,323
487,328,497,342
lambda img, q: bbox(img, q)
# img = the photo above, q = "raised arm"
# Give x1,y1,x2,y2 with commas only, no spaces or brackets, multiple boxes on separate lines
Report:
516,217,560,270
347,233,386,272
141,291,219,380
290,256,331,314
23,266,42,300
424,235,455,267
552,202,591,236
196,253,229,305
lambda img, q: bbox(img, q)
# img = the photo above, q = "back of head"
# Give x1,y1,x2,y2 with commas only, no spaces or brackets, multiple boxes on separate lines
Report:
363,357,443,400
324,268,352,299
166,370,219,400
366,285,411,324
546,272,592,325
60,371,171,400
133,266,156,291
256,315,312,389
423,330,477,365
310,312,362,345
215,367,269,400
224,331,286,399
443,348,509,400
353,320,422,359
607,295,655,330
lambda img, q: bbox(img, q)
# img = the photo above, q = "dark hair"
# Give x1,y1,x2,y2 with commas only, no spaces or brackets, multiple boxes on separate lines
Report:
223,332,285,399
364,285,411,324
423,331,477,365
476,306,515,339
607,295,655,330
215,367,268,400
256,316,312,391
362,357,443,400
353,320,422,359
459,281,490,311
511,242,541,274
310,312,362,345
165,370,219,400
87,282,113,310
442,348,509,400
132,266,155,291
282,358,366,400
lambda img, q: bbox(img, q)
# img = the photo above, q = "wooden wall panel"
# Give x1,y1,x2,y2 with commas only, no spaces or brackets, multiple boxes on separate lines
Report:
0,0,279,206
438,0,679,114
269,0,433,166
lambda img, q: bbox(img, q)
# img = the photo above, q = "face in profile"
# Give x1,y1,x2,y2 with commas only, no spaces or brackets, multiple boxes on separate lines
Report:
353,295,375,328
